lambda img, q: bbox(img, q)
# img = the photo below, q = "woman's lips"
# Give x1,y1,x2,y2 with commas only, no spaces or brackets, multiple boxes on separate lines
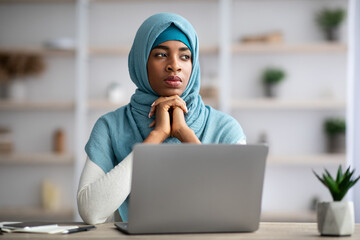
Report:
164,76,182,87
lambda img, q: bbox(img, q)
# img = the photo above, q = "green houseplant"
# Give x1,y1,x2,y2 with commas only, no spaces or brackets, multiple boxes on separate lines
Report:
261,68,286,98
324,118,346,153
313,166,360,236
316,8,346,41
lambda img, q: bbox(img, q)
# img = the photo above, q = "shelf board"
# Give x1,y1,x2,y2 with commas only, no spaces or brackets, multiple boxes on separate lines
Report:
89,45,218,56
89,46,130,56
90,0,217,2
0,47,75,56
0,207,74,221
2,43,345,56
88,98,219,111
232,42,347,54
267,154,346,166
0,100,75,111
0,153,74,165
0,0,75,3
88,99,127,110
231,98,346,110
261,211,316,222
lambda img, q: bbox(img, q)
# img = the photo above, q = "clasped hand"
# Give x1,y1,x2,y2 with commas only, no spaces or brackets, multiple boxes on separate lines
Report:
146,95,200,143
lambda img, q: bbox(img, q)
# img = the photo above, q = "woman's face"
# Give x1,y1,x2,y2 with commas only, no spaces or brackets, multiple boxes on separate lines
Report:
147,40,192,97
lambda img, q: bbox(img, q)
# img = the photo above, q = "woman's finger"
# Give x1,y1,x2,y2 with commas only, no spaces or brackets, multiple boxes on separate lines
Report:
149,96,187,118
149,120,155,128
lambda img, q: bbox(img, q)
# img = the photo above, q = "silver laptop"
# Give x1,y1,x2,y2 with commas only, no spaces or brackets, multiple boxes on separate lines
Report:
115,144,268,234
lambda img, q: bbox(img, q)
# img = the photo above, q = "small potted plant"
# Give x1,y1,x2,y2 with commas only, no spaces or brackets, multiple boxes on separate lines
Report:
324,118,346,153
316,8,346,41
313,165,360,236
261,67,286,98
0,52,45,100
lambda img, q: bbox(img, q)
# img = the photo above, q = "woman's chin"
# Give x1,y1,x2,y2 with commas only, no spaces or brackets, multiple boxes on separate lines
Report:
158,89,184,97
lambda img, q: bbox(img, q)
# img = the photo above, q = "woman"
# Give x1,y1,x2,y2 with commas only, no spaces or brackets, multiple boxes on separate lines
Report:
77,13,246,225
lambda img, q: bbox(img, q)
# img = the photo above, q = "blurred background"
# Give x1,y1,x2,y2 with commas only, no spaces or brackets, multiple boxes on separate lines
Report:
0,0,358,223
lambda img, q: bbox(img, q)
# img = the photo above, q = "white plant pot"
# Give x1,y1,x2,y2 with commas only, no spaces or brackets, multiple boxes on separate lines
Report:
9,79,27,101
317,201,354,236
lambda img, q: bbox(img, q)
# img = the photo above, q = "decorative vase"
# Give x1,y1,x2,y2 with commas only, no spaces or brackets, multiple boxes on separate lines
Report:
327,133,346,153
324,28,339,42
264,83,278,98
107,82,125,103
0,82,9,99
9,79,27,100
317,201,354,236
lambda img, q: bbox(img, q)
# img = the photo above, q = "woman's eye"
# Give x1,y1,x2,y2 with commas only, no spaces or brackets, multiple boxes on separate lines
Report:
181,55,191,60
155,52,166,58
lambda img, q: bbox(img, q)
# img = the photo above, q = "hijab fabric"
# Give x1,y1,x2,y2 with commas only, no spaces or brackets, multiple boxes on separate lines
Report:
85,13,246,222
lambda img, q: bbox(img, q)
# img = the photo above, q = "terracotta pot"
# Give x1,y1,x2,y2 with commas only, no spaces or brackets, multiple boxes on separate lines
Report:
317,201,354,236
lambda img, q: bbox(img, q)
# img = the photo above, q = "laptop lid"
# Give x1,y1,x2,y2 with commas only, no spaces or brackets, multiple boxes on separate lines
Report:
126,144,268,234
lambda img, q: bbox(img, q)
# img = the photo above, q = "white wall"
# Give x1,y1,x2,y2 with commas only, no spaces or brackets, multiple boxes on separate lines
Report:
0,0,351,220
347,0,360,223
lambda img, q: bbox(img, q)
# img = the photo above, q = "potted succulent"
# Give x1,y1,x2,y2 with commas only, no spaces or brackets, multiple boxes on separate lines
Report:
315,8,346,41
324,118,346,153
261,67,286,98
313,166,360,236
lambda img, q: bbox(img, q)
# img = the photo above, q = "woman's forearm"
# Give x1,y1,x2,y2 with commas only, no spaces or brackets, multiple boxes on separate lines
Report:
77,153,133,224
143,129,169,143
173,127,201,143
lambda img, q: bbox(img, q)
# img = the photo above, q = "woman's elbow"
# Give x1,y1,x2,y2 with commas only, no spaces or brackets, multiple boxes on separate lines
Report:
77,189,107,225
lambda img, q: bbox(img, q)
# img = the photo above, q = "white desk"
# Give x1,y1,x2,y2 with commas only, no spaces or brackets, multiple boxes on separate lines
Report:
1,222,360,239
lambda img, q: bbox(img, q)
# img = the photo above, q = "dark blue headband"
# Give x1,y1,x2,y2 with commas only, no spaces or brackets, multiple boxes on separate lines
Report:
151,23,192,52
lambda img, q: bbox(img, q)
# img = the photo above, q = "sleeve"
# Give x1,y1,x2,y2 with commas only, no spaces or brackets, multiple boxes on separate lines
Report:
77,152,133,225
85,116,116,173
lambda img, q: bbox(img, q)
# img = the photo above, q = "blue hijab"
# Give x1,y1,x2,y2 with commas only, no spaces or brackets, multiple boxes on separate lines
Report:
85,13,246,222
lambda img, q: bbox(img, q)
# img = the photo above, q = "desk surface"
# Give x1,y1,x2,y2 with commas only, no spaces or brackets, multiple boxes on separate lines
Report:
2,222,360,239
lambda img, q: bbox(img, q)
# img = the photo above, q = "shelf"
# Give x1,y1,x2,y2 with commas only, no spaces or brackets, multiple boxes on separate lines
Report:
0,47,75,56
267,154,346,166
232,43,347,54
0,0,75,3
0,153,74,165
0,207,74,221
89,45,218,56
0,100,75,111
88,99,127,110
1,43,346,57
231,98,346,110
88,98,219,111
261,211,316,222
90,0,217,3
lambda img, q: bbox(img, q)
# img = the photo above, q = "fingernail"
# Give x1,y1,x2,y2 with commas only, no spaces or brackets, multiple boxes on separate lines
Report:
151,102,155,107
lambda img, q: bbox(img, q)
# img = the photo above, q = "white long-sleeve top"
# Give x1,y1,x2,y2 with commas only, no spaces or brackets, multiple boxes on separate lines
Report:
77,140,246,225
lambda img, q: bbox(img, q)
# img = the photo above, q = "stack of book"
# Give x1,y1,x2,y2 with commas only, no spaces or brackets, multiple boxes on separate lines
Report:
0,222,95,234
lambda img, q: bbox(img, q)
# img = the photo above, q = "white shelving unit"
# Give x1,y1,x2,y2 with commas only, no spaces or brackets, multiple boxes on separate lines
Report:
0,153,74,165
0,100,75,111
0,0,77,221
0,0,350,222
231,99,346,110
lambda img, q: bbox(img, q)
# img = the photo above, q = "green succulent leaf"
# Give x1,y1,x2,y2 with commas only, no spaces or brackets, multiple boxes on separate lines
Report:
313,165,360,201
336,165,343,182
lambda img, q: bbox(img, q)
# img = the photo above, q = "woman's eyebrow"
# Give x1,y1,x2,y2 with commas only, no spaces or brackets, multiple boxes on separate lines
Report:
152,45,190,52
152,45,169,50
179,47,190,52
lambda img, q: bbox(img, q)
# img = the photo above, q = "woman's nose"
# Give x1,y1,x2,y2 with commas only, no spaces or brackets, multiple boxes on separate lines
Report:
166,57,181,72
